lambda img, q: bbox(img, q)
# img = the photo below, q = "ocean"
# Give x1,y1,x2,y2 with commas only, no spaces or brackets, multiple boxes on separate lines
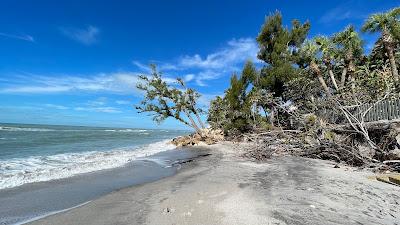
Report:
0,123,197,224
0,123,188,190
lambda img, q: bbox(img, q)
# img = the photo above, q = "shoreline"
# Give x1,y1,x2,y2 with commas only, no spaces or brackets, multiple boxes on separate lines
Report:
27,142,400,225
0,147,206,225
15,201,92,225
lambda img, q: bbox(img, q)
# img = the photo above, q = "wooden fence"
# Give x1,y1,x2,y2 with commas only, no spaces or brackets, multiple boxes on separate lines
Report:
352,99,400,122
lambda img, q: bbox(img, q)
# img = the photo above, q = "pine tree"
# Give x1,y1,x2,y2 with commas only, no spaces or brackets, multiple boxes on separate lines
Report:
256,11,310,96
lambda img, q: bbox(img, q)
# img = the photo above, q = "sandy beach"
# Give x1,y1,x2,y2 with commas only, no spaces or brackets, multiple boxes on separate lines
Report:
27,142,400,225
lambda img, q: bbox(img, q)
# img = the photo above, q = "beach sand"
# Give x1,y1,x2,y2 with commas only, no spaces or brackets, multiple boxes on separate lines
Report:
28,142,400,225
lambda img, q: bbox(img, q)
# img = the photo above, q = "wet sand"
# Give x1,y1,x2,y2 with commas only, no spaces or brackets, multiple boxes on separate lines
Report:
0,148,204,225
28,142,400,225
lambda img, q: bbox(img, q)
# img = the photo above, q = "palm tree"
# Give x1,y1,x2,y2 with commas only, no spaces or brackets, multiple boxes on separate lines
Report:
315,36,339,91
333,25,363,91
301,40,331,97
362,7,400,82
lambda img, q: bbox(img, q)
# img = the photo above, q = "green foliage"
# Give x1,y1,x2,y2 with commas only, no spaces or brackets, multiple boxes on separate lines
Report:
333,25,364,62
205,8,400,136
362,7,400,40
207,96,228,129
208,61,260,135
223,62,257,134
136,65,204,132
256,11,310,96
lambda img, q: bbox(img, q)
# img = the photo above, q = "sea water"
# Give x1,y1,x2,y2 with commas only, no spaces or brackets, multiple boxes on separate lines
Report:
0,123,189,190
0,123,195,224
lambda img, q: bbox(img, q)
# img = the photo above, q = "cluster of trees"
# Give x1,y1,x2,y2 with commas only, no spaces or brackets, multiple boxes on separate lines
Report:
137,8,400,136
208,7,400,135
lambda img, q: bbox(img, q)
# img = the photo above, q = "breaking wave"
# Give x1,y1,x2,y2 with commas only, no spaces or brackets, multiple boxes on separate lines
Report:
0,140,175,190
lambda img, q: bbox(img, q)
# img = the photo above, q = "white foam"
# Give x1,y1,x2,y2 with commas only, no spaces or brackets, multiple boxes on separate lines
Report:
0,139,176,190
0,137,17,140
0,126,54,132
0,126,150,133
15,200,92,225
104,129,148,132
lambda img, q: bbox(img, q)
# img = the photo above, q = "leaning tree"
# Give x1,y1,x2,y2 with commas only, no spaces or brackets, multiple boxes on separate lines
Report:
136,65,204,133
315,36,339,91
362,7,400,82
333,25,364,91
299,40,331,97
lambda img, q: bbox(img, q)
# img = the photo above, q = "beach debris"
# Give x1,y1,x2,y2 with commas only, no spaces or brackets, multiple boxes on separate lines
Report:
239,119,400,173
163,207,175,214
375,174,400,186
172,128,224,147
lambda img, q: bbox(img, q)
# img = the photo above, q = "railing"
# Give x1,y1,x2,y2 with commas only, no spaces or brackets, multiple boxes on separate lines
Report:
352,99,400,122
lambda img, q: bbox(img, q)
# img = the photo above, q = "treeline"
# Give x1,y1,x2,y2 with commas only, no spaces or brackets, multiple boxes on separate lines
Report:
136,7,400,136
207,8,400,136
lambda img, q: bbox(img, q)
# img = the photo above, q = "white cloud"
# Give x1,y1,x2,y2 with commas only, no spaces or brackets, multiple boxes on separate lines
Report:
0,72,141,94
74,106,121,113
0,71,186,94
194,70,220,87
184,74,195,82
132,38,259,86
319,7,353,24
0,37,259,94
319,1,368,24
179,38,258,70
44,104,69,110
132,61,152,73
1,86,71,93
0,32,34,42
88,97,108,106
60,25,99,45
197,93,222,108
115,100,131,105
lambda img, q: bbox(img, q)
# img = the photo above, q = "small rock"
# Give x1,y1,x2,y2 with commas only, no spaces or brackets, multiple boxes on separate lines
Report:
334,164,340,168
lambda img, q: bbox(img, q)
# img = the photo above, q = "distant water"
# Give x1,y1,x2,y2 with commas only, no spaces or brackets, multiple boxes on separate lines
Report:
0,123,189,190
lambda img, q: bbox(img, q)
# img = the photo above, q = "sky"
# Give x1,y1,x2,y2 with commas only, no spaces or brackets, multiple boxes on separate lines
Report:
0,0,399,129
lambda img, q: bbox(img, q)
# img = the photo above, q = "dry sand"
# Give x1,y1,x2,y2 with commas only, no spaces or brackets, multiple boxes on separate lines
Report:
29,142,400,225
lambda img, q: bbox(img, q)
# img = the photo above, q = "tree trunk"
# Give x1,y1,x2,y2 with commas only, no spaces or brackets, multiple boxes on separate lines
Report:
317,74,331,97
348,59,356,92
340,67,347,88
328,66,339,91
185,111,201,134
193,111,205,129
382,29,399,82
349,74,355,92
386,45,399,82
269,106,275,127
311,61,331,97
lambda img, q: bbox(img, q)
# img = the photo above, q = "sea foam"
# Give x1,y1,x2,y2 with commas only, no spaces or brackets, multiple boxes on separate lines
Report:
0,126,54,132
0,139,176,190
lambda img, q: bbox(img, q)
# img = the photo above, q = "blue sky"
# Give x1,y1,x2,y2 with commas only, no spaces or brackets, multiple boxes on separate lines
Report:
0,0,398,129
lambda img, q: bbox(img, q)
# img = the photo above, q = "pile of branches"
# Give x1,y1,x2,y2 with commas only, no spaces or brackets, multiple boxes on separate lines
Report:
239,91,400,172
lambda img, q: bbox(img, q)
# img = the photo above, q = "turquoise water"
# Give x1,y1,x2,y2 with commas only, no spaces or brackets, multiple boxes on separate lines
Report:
0,123,189,189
